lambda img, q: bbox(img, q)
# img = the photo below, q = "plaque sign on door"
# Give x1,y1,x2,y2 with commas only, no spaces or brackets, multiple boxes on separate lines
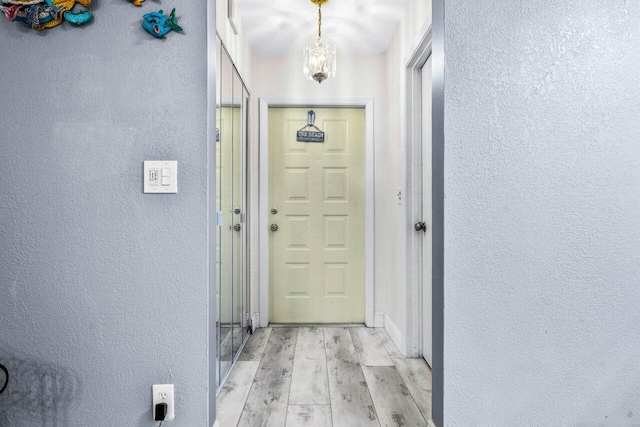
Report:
297,110,325,143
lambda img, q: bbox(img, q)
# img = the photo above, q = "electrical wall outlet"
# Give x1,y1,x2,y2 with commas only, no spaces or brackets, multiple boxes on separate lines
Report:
152,384,175,420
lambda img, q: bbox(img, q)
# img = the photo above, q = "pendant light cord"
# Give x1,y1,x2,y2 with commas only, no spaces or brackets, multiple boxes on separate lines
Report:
318,3,322,38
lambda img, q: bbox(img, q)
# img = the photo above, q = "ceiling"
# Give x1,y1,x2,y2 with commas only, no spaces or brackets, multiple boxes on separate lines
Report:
235,0,408,55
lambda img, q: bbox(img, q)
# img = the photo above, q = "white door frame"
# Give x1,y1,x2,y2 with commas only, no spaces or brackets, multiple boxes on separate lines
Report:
259,97,375,328
404,24,433,358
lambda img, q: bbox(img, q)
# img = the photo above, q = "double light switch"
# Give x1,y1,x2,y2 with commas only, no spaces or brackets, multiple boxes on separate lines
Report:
144,161,178,194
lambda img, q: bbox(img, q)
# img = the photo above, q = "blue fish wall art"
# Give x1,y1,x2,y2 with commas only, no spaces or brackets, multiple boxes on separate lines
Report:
142,8,182,39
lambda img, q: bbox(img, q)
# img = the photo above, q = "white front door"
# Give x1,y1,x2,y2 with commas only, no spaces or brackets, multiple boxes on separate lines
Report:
421,56,433,367
269,107,366,323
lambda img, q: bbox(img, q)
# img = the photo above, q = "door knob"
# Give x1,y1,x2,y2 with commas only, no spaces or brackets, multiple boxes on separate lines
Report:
233,224,241,231
270,224,279,232
415,222,427,232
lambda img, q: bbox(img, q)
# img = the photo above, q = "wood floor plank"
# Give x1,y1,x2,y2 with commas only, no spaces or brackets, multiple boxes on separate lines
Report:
220,326,245,362
324,328,379,426
362,366,426,427
216,361,260,427
221,327,432,427
238,327,272,361
286,405,333,427
375,328,403,359
219,327,234,382
290,328,330,405
392,358,432,421
232,325,248,356
350,327,394,367
219,327,232,361
238,328,297,427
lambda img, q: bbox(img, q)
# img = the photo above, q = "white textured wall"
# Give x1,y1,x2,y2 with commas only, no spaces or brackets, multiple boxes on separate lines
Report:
384,0,431,352
0,3,210,426
443,2,640,425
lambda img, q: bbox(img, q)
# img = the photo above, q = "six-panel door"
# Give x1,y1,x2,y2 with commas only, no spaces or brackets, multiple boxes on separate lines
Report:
269,108,366,323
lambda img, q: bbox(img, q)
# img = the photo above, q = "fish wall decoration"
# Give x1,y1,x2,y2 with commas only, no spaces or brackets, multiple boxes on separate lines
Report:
142,8,182,39
1,0,93,30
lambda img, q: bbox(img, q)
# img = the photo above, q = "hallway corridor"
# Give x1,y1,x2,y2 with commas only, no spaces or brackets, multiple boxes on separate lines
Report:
217,326,432,427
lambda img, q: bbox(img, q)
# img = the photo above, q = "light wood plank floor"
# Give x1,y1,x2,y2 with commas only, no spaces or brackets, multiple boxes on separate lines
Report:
217,326,432,427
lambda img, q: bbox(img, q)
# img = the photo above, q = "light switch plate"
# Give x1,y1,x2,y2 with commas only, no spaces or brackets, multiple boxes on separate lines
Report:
144,161,177,194
152,384,175,420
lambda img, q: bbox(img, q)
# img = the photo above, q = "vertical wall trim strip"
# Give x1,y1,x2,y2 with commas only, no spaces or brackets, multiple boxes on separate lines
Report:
207,0,218,425
431,0,445,425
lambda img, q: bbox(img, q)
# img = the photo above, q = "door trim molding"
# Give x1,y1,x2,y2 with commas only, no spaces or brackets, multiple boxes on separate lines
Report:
207,2,217,425
259,97,375,328
404,23,433,359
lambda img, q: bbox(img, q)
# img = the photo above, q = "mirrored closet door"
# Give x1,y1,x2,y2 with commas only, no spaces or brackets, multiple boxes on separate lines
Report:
216,36,250,391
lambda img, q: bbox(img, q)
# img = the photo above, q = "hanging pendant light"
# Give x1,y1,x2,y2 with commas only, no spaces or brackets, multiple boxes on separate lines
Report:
303,0,336,84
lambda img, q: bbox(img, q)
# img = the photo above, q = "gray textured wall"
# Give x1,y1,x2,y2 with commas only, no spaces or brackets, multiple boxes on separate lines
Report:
0,2,210,426
443,1,640,425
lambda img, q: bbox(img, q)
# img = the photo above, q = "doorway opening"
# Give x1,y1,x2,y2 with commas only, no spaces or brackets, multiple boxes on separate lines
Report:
259,98,375,327
405,24,432,361
268,107,366,324
405,22,437,427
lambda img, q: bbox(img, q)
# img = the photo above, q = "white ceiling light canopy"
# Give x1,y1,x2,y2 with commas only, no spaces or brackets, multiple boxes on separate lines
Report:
303,0,336,84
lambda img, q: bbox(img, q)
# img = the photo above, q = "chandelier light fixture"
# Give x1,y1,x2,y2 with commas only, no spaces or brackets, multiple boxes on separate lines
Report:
303,0,336,84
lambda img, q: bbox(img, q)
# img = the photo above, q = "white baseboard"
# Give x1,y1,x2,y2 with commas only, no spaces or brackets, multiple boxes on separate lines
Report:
427,419,437,427
384,314,403,356
251,313,260,332
373,312,385,328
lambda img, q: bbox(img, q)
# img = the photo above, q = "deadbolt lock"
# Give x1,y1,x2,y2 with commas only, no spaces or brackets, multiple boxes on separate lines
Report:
233,224,241,231
234,207,241,215
271,207,278,215
270,224,279,232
